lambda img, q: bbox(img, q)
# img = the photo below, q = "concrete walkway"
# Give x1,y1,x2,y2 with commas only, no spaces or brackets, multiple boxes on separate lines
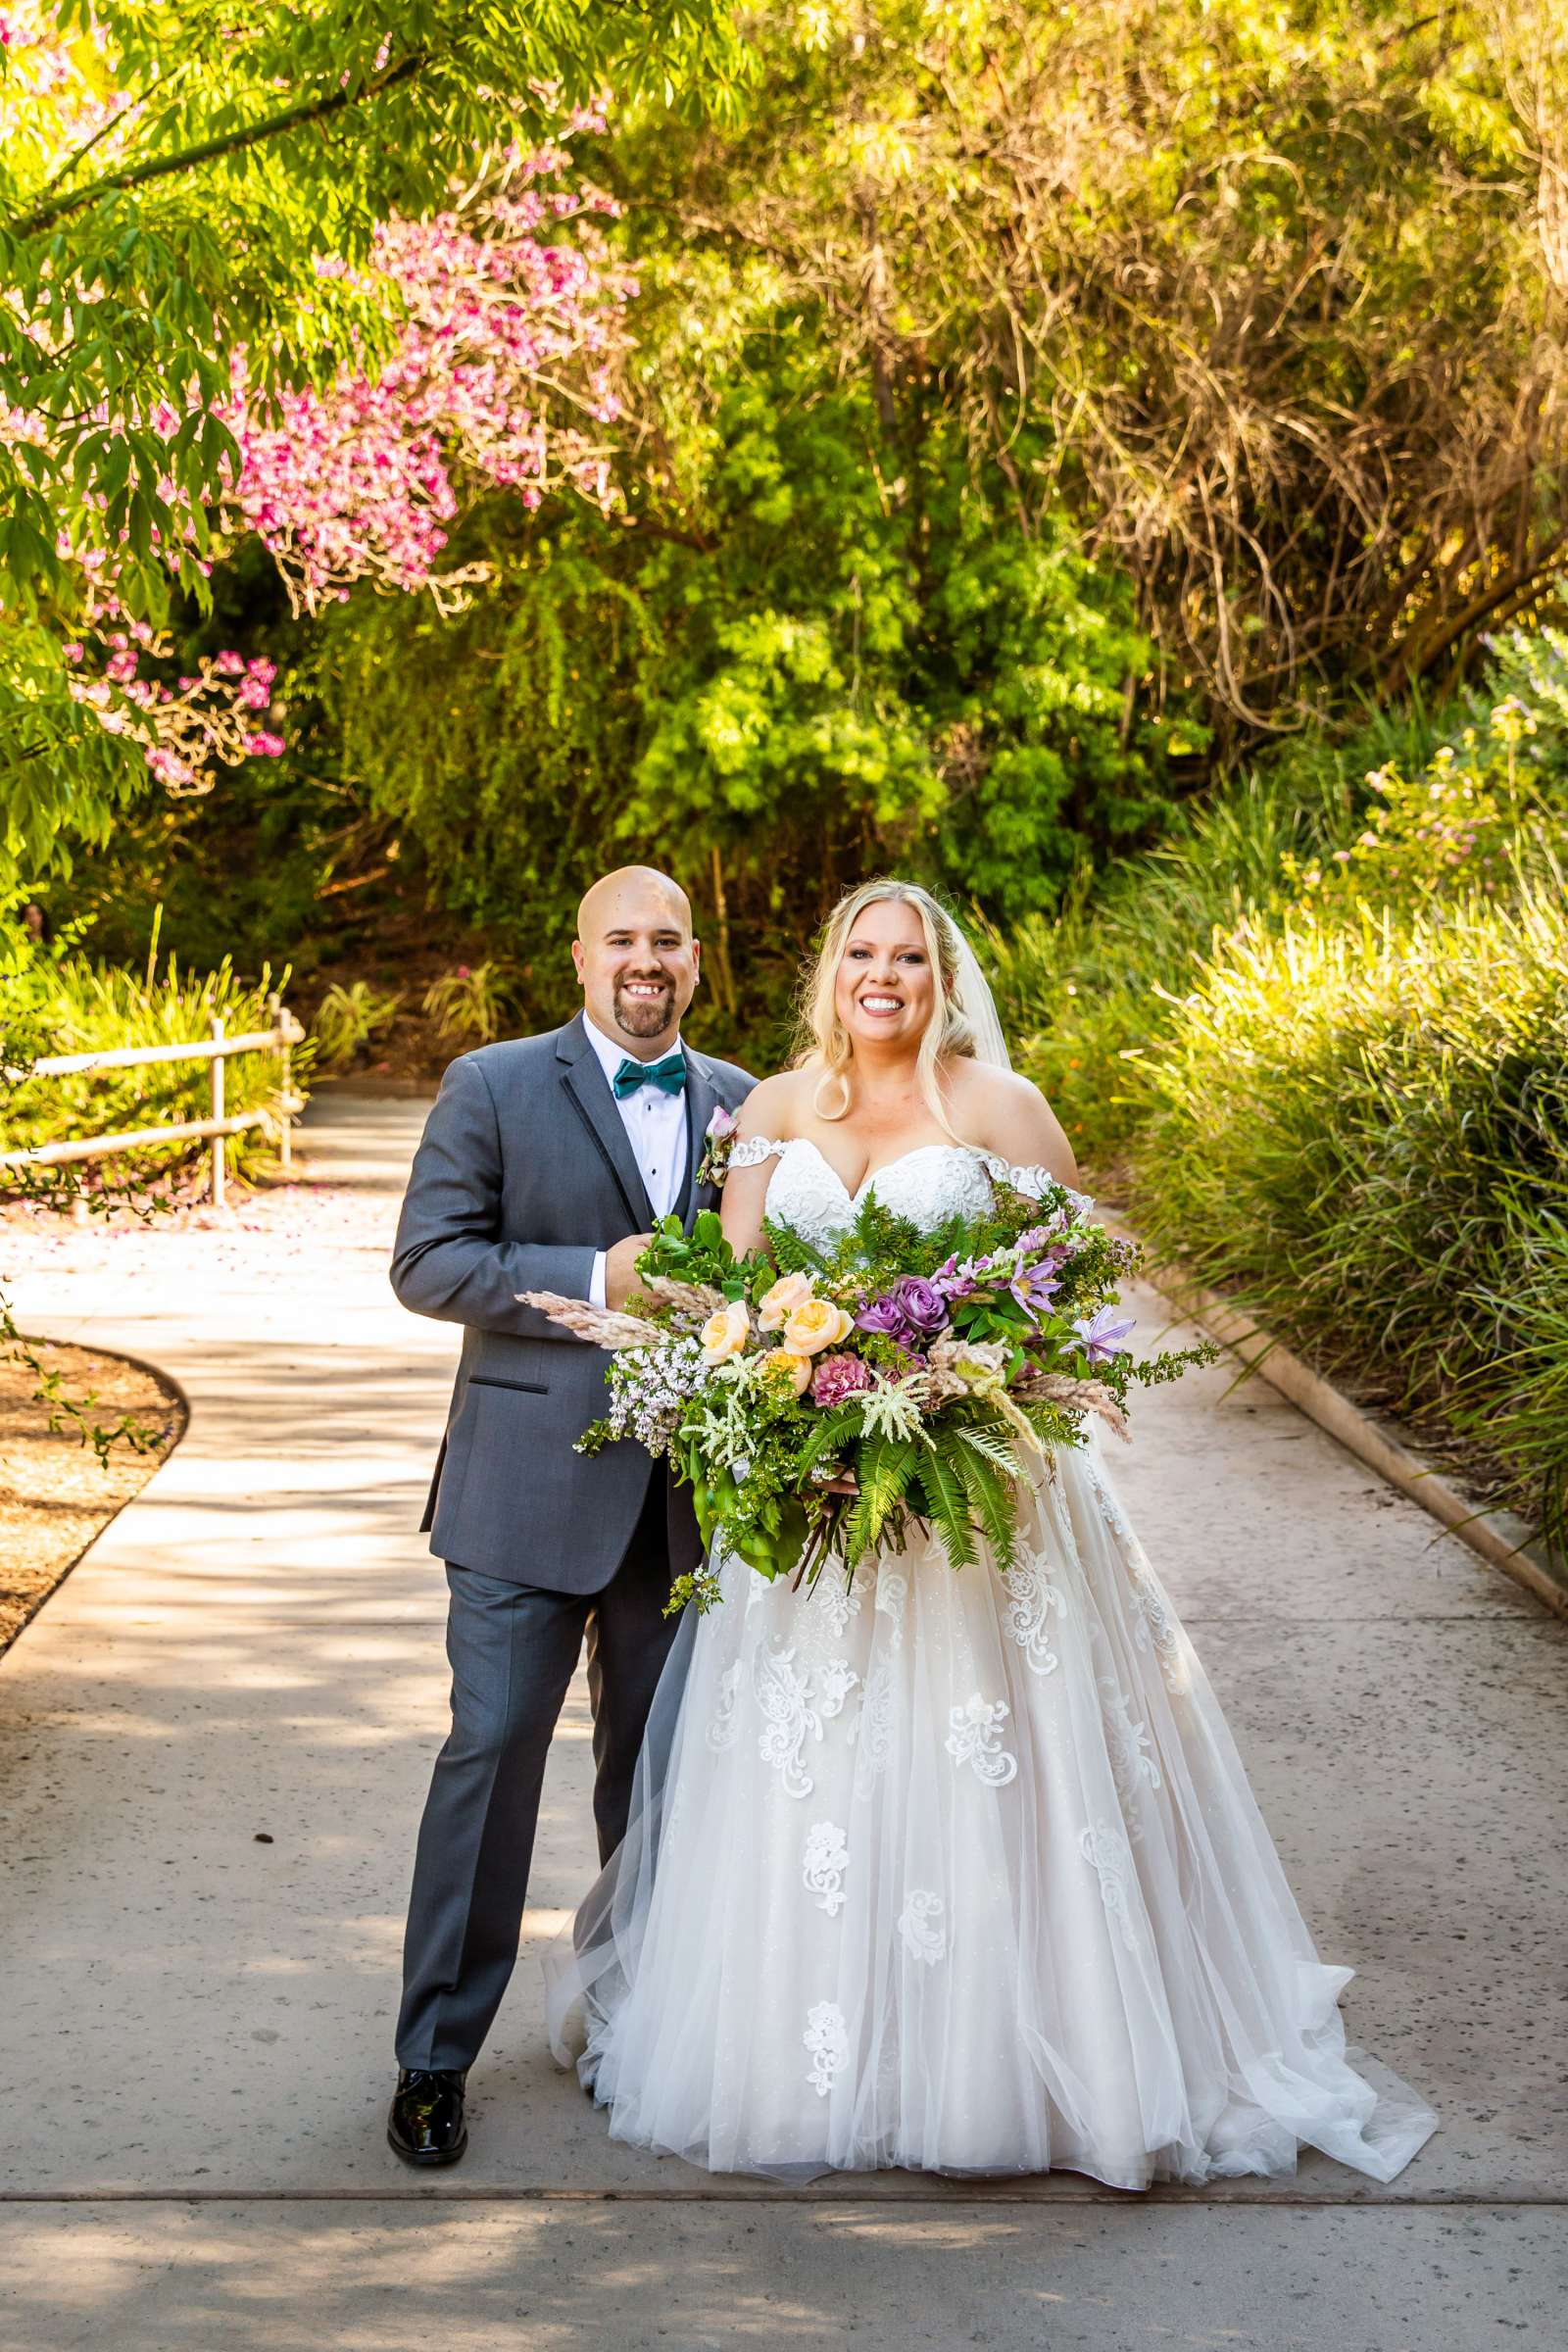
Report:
1,1095,1564,2348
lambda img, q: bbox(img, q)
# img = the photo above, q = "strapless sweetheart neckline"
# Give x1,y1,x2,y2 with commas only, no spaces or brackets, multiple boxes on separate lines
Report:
772,1135,985,1209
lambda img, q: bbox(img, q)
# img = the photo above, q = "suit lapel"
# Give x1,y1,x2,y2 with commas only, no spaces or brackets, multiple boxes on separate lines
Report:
681,1054,718,1230
557,1013,656,1228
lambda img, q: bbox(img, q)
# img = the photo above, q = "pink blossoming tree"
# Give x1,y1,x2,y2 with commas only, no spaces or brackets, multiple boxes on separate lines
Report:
0,0,740,871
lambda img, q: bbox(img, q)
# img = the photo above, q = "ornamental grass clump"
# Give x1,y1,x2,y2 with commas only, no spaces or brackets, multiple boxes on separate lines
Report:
1127,881,1568,1543
1001,628,1568,1544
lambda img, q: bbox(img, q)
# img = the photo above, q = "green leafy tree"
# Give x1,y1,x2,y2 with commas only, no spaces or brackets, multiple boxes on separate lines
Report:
0,0,749,867
292,378,1161,1051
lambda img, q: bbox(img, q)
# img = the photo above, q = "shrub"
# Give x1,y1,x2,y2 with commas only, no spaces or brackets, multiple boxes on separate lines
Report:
1004,631,1568,1540
420,961,519,1047
313,979,404,1068
3,930,309,1189
1126,885,1568,1539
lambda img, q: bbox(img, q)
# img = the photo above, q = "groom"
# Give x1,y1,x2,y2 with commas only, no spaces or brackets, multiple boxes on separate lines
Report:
386,866,754,2166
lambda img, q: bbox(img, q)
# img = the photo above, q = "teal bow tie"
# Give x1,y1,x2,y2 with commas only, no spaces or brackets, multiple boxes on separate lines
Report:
612,1051,687,1099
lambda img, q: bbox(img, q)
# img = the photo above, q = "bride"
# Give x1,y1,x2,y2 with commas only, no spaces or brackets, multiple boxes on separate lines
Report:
545,877,1439,2188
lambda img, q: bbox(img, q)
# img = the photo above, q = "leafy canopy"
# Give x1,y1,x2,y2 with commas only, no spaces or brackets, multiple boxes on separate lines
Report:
0,0,750,868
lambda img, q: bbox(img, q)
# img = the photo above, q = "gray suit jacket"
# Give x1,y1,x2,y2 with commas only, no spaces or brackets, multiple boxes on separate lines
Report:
391,1012,755,1592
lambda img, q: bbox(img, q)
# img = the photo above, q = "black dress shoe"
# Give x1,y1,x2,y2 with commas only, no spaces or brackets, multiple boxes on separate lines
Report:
388,2068,468,2167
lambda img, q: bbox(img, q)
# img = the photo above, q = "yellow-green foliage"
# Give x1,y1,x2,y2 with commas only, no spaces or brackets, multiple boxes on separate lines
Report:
4,941,308,1187
1006,632,1568,1540
313,979,403,1068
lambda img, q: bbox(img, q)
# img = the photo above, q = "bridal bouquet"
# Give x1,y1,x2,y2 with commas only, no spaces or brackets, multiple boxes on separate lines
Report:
519,1177,1212,1613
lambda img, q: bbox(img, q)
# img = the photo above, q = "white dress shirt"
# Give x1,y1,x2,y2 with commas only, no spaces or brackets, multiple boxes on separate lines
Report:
582,1014,689,1309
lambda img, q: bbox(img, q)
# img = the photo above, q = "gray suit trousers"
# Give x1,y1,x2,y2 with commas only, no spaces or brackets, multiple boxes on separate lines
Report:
395,1475,680,2072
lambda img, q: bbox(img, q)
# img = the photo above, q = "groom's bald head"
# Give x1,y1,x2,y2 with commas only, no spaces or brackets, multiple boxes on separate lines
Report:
576,866,691,944
572,866,699,1055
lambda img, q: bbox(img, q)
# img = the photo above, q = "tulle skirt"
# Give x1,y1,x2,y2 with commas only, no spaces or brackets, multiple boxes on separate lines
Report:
545,1438,1438,2188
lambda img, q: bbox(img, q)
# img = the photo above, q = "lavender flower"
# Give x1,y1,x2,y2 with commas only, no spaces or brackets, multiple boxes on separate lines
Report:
931,1252,977,1300
1073,1305,1136,1366
1009,1263,1062,1321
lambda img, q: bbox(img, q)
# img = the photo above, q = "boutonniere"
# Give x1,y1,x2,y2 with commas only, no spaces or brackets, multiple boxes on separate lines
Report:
696,1102,740,1190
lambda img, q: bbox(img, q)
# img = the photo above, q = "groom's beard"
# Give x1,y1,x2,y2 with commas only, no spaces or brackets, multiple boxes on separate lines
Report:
612,974,677,1040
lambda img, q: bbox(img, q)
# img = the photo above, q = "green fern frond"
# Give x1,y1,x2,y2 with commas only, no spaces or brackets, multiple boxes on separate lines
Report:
796,1404,865,1477
954,1419,1022,1476
912,1443,979,1571
952,1431,1017,1570
762,1215,829,1274
845,1434,919,1565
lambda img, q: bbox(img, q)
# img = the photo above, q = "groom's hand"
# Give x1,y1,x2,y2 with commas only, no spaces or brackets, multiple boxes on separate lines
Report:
605,1234,655,1311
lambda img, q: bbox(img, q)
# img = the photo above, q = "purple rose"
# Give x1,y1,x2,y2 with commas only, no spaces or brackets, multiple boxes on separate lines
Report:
856,1292,910,1343
890,1274,949,1336
809,1352,873,1407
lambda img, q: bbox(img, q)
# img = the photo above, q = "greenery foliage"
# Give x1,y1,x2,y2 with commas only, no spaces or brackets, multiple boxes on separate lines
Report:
0,0,748,859
312,979,403,1068
4,926,307,1185
999,630,1568,1543
303,400,1165,1053
420,960,522,1047
0,921,174,1456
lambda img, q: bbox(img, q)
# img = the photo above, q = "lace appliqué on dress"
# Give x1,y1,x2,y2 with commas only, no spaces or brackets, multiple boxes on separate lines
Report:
897,1889,948,1967
1000,1541,1067,1676
817,1657,859,1718
727,1134,786,1171
945,1693,1019,1788
873,1572,907,1650
1098,1674,1162,1838
1078,1820,1145,1957
1089,1458,1188,1696
803,1821,849,1917
804,2001,851,2096
706,1660,744,1751
754,1642,823,1799
754,1642,858,1798
851,1660,896,1796
802,1568,862,1656
1126,1566,1186,1694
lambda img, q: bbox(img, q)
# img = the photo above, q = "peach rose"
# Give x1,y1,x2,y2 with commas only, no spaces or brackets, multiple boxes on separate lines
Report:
699,1298,752,1366
758,1270,816,1332
782,1297,857,1356
759,1348,813,1397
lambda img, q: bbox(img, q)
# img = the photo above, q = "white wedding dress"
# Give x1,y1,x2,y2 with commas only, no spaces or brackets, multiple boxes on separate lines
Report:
545,1138,1439,2188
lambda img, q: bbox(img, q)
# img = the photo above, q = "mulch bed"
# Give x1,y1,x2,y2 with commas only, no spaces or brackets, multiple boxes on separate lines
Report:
0,1341,186,1655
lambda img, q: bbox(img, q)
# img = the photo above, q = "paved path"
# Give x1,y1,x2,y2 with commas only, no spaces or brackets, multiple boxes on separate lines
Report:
1,1095,1564,2348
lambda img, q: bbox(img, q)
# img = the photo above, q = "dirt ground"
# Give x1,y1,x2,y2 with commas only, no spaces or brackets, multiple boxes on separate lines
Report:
0,1341,185,1653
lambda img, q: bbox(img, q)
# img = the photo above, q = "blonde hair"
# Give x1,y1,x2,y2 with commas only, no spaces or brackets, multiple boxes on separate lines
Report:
795,878,978,1130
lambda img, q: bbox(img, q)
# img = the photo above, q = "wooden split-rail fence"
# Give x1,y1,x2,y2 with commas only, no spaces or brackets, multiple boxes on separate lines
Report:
0,993,306,1209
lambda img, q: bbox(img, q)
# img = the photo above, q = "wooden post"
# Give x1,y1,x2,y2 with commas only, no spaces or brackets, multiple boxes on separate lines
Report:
210,1014,226,1209
269,992,293,1175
